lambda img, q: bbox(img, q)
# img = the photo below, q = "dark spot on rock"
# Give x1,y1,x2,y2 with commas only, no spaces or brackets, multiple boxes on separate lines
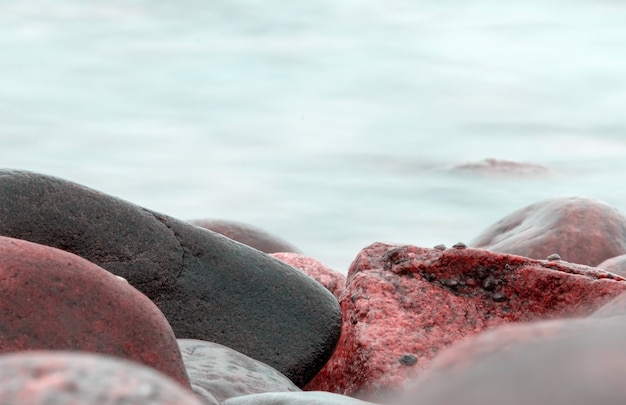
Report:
399,354,417,366
492,291,507,302
351,294,359,303
442,279,459,288
433,244,446,251
483,276,497,291
475,266,489,280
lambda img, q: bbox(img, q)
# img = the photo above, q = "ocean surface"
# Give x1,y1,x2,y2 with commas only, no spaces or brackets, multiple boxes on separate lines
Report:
1,1,626,273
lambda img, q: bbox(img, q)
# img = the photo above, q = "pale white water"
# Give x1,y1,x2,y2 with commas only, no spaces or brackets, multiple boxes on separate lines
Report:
1,1,626,273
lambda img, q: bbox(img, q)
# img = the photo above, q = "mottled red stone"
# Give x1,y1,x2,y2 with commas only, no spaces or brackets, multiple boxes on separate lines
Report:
189,219,300,254
305,242,626,400
270,253,346,299
0,351,202,404
0,236,190,388
399,316,626,405
598,254,626,277
470,196,626,266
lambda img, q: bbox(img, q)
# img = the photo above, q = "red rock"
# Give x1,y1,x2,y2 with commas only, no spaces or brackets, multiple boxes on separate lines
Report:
305,242,626,400
189,219,300,254
178,339,299,404
398,316,626,405
470,196,626,266
598,254,626,277
451,158,556,176
0,351,202,404
0,236,190,388
270,253,346,299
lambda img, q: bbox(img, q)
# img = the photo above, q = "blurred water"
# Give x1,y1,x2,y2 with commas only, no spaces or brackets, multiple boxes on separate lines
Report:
1,0,626,272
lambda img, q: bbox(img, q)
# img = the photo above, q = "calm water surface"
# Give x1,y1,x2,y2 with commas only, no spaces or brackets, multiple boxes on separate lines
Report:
1,1,626,272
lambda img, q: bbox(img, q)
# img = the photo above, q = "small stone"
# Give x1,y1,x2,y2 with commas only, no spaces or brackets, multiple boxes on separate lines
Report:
492,291,507,302
433,244,447,251
399,355,418,366
452,242,467,249
547,253,561,261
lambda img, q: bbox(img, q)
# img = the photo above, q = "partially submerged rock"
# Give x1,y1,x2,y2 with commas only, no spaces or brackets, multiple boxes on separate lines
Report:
305,242,626,399
470,196,626,266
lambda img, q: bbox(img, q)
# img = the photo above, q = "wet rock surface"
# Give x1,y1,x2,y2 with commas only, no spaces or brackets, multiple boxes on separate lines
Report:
305,242,626,399
270,252,346,299
189,219,300,254
0,169,341,387
178,339,299,404
0,236,189,387
470,196,626,266
0,351,202,404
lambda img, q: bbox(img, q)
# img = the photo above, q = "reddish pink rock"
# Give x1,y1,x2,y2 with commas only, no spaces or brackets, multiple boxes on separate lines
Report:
189,219,300,254
270,253,346,299
451,158,556,176
305,242,626,400
470,196,626,266
0,236,190,388
591,291,626,318
0,351,202,404
598,254,626,277
398,316,626,405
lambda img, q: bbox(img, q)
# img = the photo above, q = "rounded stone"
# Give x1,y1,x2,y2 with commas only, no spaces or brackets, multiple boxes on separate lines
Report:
598,254,626,277
270,252,346,299
470,196,626,266
189,219,300,254
0,351,202,404
0,236,189,388
222,391,379,405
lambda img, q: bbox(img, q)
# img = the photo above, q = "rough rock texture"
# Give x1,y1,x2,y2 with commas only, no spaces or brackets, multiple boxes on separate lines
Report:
222,391,379,405
0,169,341,387
598,254,626,277
399,316,626,405
0,236,189,387
178,339,299,404
305,242,626,400
451,158,556,176
470,196,626,266
189,219,300,254
0,351,202,404
270,253,346,299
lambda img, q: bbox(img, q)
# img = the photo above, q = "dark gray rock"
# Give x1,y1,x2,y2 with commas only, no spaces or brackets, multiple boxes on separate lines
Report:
178,339,299,404
0,169,341,387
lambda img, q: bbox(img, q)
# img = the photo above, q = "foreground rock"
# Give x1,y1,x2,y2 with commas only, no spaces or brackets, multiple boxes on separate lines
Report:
178,339,299,404
222,391,379,405
305,242,626,400
470,196,626,266
190,219,300,253
270,253,346,299
0,169,341,387
0,351,202,404
399,316,626,405
0,236,189,387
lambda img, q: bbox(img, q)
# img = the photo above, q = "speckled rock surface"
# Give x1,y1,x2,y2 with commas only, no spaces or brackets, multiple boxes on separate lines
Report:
178,339,299,404
0,236,189,387
399,316,626,405
0,169,341,387
189,219,300,254
270,253,346,299
470,196,626,266
0,351,202,404
305,242,626,400
222,391,379,405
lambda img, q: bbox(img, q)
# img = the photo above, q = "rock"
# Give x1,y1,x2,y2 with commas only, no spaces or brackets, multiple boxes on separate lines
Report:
398,316,626,405
451,158,556,176
189,219,300,254
305,242,626,400
590,292,626,318
222,391,379,405
0,351,202,404
470,196,626,266
598,254,626,277
0,236,189,387
270,253,346,299
0,169,341,387
178,339,299,404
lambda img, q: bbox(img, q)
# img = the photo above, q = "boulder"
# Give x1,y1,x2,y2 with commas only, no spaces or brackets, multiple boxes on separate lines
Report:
0,169,341,387
0,236,189,387
270,253,346,299
305,242,626,400
399,316,626,405
222,391,379,405
598,254,626,277
189,219,300,253
470,196,626,266
178,339,299,404
0,351,202,404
